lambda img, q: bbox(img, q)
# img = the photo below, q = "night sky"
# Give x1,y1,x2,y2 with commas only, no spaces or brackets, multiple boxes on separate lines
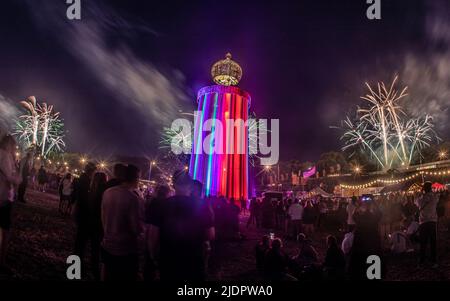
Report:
0,0,448,161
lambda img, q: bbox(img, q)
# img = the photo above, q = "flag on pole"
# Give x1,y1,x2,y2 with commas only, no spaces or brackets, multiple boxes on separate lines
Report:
303,166,316,179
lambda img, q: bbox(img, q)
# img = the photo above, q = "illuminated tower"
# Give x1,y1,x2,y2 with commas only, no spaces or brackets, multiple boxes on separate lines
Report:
189,53,250,200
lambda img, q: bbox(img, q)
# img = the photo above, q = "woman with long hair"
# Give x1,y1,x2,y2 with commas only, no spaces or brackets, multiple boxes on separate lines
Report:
0,135,21,272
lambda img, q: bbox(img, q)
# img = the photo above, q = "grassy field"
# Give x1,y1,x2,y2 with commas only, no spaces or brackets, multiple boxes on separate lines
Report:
1,190,450,281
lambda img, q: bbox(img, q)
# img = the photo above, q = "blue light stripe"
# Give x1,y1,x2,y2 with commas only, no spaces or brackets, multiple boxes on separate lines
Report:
193,94,207,180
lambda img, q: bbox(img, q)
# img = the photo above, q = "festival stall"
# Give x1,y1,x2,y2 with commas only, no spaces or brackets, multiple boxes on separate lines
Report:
407,183,422,193
432,182,446,191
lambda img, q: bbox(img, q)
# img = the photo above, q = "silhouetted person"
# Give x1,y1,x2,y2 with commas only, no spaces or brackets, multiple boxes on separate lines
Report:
228,198,241,239
87,172,107,280
17,149,34,203
145,185,170,226
275,200,285,230
261,196,274,229
288,199,303,239
144,184,170,281
437,190,447,231
214,196,228,241
402,197,417,220
247,197,259,228
264,238,294,281
417,182,439,267
0,135,21,273
346,197,357,232
240,197,247,214
149,170,215,281
37,165,48,192
104,163,127,190
323,235,346,280
73,162,97,275
337,202,347,232
191,180,214,278
101,165,144,281
303,201,317,234
317,200,327,229
58,173,73,214
293,233,318,268
348,202,382,280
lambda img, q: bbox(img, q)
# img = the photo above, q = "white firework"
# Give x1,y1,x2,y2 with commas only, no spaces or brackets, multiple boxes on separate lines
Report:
340,76,438,170
14,96,65,158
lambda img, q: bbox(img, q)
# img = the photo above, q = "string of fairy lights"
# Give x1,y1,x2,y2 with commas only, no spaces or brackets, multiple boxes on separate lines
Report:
22,154,187,185
339,168,450,190
16,154,110,176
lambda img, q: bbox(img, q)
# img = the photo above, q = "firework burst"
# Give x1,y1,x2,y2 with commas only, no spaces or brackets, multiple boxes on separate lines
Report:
158,111,269,167
14,96,65,158
339,76,439,170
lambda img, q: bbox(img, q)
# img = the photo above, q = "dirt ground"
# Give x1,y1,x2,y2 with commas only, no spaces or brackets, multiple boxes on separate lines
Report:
1,190,450,281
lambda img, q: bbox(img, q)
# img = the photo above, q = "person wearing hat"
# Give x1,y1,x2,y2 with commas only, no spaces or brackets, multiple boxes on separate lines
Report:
416,181,439,267
148,170,214,281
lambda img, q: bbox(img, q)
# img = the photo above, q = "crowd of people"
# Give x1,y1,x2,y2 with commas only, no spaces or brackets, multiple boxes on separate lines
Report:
251,183,450,280
0,134,244,280
1,133,450,280
65,162,220,281
255,232,346,281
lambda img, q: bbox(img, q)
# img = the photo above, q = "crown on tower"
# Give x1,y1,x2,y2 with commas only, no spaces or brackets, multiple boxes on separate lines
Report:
211,53,242,86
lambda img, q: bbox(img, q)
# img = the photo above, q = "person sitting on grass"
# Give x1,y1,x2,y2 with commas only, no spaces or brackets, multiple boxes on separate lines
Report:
289,233,320,280
263,238,296,281
292,233,319,268
323,235,346,280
